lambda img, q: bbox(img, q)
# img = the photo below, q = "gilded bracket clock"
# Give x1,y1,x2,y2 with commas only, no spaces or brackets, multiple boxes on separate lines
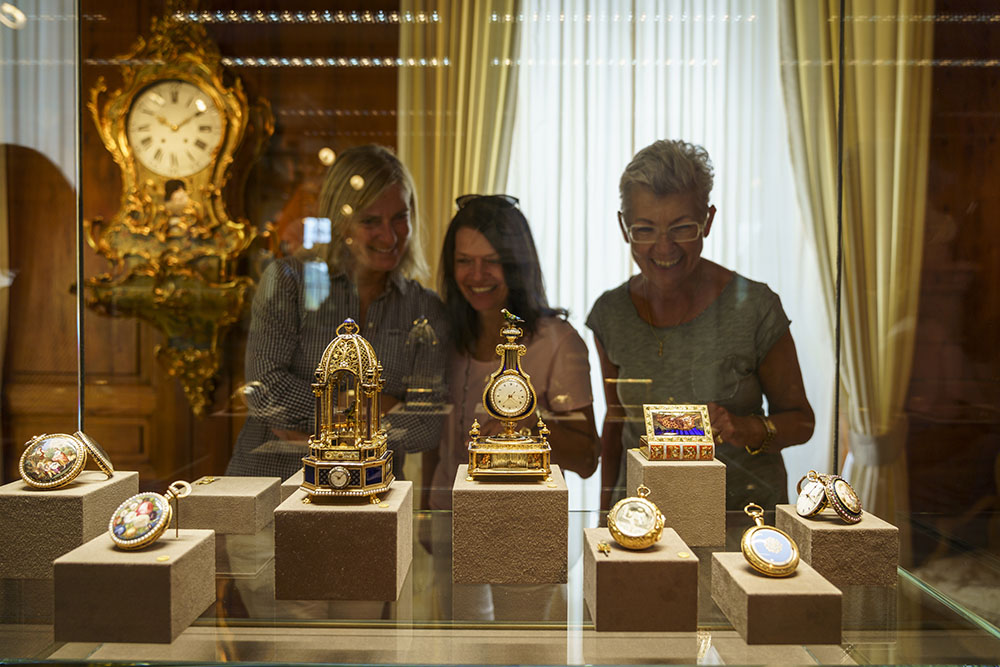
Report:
84,2,273,414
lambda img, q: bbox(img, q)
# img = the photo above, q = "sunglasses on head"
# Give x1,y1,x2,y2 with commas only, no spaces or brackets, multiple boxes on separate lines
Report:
455,194,520,209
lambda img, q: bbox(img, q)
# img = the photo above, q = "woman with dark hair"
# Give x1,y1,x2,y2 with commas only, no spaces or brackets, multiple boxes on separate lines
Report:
425,194,599,509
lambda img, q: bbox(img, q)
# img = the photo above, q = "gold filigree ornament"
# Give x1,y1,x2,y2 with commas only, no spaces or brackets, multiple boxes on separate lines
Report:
109,480,192,550
83,0,273,415
741,503,799,577
19,432,114,489
607,484,666,550
299,319,394,503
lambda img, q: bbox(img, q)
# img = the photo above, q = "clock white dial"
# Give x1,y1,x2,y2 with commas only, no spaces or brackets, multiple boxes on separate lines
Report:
329,466,350,489
126,79,223,178
489,375,530,417
796,479,826,516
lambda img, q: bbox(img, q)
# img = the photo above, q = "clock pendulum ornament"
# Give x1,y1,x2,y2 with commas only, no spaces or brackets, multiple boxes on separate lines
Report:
299,319,395,503
467,309,552,479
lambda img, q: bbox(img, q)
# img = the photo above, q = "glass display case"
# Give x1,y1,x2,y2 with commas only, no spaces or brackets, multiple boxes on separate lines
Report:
1,1,998,664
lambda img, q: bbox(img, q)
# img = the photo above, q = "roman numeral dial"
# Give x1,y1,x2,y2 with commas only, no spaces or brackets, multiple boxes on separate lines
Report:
126,79,223,178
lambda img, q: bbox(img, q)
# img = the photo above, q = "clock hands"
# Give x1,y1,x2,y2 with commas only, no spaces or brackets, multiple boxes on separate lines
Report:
154,111,204,133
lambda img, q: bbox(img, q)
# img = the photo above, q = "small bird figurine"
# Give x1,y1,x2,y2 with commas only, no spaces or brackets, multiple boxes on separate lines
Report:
501,308,524,325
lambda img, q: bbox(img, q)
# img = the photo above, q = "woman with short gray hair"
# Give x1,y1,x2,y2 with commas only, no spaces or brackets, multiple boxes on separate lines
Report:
587,139,815,511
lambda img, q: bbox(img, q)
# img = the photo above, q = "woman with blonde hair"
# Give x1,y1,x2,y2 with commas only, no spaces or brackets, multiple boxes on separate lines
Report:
227,145,449,479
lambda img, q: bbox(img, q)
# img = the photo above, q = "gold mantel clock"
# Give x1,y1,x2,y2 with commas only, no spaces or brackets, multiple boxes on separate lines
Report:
84,1,273,414
300,319,394,502
467,310,551,479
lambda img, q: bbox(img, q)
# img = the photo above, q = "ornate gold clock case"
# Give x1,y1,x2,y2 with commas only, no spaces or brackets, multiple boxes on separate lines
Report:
84,5,273,414
300,319,394,502
467,310,552,479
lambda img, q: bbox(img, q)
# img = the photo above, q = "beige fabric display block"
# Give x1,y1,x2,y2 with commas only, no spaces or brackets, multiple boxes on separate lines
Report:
53,529,215,644
281,469,304,502
0,471,139,579
626,449,725,547
711,551,842,645
274,481,412,601
583,527,697,631
775,504,899,587
452,464,568,584
184,476,280,534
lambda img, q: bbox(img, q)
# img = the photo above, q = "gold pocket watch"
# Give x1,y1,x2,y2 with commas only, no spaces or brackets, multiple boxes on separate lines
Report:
795,470,863,524
607,484,665,550
741,503,799,577
108,481,192,550
19,431,114,489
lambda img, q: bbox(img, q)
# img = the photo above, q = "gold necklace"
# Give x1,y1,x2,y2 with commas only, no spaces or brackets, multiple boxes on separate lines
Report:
640,280,689,357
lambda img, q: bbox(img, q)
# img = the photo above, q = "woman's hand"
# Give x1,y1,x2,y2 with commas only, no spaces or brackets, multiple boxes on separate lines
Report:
707,402,765,451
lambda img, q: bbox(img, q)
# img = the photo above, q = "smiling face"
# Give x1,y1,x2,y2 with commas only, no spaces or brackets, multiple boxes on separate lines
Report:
344,182,410,278
453,226,509,314
621,187,714,292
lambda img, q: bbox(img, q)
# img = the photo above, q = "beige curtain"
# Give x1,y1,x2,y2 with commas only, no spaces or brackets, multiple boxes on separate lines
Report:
780,0,934,529
398,0,519,286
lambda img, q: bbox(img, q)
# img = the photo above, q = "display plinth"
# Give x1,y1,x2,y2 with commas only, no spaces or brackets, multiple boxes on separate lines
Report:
274,481,412,601
452,464,568,584
184,476,280,534
583,527,697,631
625,449,725,546
281,469,304,501
711,551,842,645
183,476,280,577
53,529,215,644
0,471,139,579
775,504,899,587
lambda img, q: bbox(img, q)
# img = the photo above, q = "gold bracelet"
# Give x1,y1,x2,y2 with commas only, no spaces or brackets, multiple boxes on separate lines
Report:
746,415,776,456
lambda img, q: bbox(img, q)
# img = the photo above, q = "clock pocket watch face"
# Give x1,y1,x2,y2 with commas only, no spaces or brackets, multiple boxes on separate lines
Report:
126,79,224,178
611,498,656,538
489,375,531,417
329,466,350,489
796,479,827,516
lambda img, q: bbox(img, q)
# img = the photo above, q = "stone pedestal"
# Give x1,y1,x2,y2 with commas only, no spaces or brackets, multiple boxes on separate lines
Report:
53,529,215,643
775,504,899,587
626,449,725,546
274,481,412,601
281,469,304,502
583,527,697,631
452,464,568,584
0,471,139,579
183,476,280,577
711,551,842,645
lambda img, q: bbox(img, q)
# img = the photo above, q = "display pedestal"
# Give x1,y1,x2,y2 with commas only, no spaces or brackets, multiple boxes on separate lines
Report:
583,527,697,631
53,529,215,644
711,552,842,645
281,469,304,502
625,449,725,546
775,504,899,587
0,471,139,579
274,481,412,601
452,464,567,584
184,476,280,577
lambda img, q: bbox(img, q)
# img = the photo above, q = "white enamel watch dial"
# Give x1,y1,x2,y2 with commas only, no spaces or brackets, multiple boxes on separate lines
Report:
126,79,224,178
796,479,827,517
329,466,350,489
489,375,530,417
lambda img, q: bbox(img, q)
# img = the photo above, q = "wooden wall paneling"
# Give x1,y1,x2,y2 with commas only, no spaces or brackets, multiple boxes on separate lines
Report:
906,1,1000,561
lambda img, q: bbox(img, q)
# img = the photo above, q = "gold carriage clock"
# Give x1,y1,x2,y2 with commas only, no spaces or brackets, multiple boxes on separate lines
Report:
301,319,394,502
468,310,552,479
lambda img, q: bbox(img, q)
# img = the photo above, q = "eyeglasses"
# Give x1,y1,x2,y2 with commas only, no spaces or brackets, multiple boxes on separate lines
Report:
456,194,520,209
618,211,708,244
